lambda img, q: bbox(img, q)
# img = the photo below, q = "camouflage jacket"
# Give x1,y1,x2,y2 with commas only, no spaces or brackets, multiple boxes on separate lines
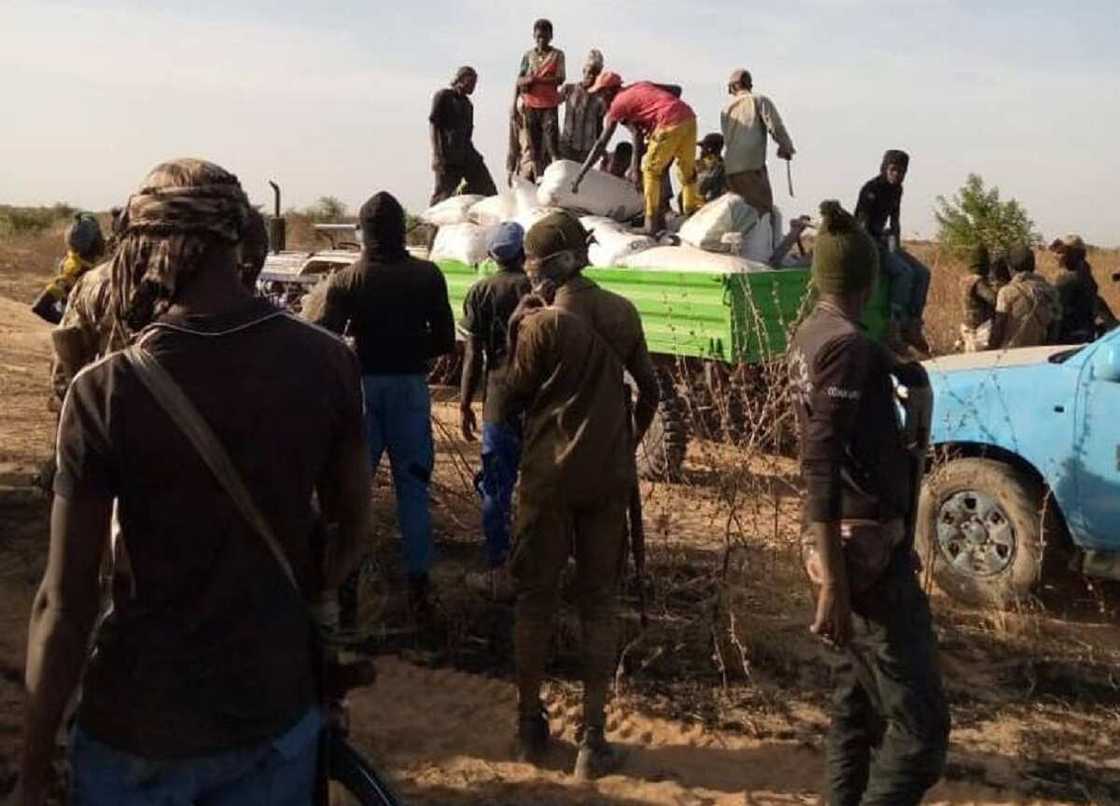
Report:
50,263,127,405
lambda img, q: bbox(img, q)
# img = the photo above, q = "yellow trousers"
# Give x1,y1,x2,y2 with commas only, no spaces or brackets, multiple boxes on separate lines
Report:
642,116,701,219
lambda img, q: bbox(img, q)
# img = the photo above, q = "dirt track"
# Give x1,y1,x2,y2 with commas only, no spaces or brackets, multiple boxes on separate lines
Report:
1,269,1118,803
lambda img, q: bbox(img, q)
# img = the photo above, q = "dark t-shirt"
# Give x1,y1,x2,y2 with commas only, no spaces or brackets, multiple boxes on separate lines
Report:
789,303,912,524
429,87,475,167
855,175,902,240
54,299,364,758
459,268,531,423
312,252,456,376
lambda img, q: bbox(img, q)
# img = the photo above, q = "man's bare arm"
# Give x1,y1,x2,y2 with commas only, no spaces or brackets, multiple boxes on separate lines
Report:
459,335,484,442
806,520,851,646
18,494,110,805
572,120,619,190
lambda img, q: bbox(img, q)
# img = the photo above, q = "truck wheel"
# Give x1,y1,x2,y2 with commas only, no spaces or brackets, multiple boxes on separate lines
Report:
636,374,688,482
917,457,1046,607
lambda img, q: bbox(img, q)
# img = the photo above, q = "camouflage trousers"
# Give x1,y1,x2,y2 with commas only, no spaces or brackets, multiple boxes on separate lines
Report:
827,556,951,805
510,486,628,731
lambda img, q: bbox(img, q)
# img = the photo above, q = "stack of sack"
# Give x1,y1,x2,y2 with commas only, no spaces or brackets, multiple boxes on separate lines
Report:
420,163,785,272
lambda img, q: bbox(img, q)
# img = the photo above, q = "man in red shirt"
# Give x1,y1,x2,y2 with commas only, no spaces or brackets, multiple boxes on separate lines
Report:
516,18,565,181
571,72,701,235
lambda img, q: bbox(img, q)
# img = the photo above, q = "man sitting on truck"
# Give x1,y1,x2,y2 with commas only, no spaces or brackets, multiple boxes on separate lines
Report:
572,72,702,235
855,150,931,354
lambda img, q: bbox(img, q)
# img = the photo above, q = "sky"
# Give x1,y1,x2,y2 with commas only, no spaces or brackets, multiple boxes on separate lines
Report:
2,0,1118,244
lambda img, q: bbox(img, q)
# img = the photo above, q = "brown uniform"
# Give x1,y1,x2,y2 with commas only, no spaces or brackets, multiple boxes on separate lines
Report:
553,275,659,435
504,305,634,729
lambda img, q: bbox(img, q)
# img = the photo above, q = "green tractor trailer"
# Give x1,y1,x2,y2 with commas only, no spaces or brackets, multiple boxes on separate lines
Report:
258,228,889,480
437,257,889,478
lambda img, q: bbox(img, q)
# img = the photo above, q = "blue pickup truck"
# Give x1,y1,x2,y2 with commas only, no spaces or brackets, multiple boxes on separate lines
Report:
916,327,1120,605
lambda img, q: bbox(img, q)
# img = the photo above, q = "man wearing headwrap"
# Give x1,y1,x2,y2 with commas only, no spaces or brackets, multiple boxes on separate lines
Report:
458,223,532,598
30,212,106,324
516,18,566,180
721,68,795,215
558,49,606,164
1050,234,1116,342
49,207,268,409
990,245,1062,349
16,159,371,806
789,201,949,806
956,243,998,352
503,211,657,780
311,191,455,616
855,150,932,354
430,66,498,204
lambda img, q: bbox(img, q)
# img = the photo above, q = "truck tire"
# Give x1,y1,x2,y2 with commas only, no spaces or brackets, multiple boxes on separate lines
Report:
916,457,1046,607
636,373,688,482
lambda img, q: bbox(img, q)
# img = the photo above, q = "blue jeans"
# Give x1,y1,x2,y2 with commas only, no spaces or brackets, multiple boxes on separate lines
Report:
882,247,931,326
475,421,522,568
363,374,434,576
70,708,321,806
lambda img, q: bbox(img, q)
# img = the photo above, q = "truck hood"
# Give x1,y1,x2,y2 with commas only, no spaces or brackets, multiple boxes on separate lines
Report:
923,345,1075,374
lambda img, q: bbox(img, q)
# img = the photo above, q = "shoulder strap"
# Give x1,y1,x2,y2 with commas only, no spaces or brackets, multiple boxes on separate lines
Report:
121,345,299,592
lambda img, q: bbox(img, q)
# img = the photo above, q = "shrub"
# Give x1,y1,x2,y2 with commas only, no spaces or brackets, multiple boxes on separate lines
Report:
934,174,1041,254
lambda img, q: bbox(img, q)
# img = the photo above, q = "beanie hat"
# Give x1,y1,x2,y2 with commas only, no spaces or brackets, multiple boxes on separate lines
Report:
881,149,910,173
488,221,525,264
811,201,878,295
967,243,990,276
1007,244,1035,274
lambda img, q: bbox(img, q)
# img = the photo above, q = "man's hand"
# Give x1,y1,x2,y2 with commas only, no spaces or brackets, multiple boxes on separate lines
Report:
459,403,478,442
431,158,444,174
517,76,534,91
508,293,547,353
811,581,853,648
569,180,581,194
789,215,811,236
625,167,640,185
777,146,794,161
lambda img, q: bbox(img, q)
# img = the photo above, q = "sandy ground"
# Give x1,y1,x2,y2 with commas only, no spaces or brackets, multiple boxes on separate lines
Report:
1,263,1119,803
